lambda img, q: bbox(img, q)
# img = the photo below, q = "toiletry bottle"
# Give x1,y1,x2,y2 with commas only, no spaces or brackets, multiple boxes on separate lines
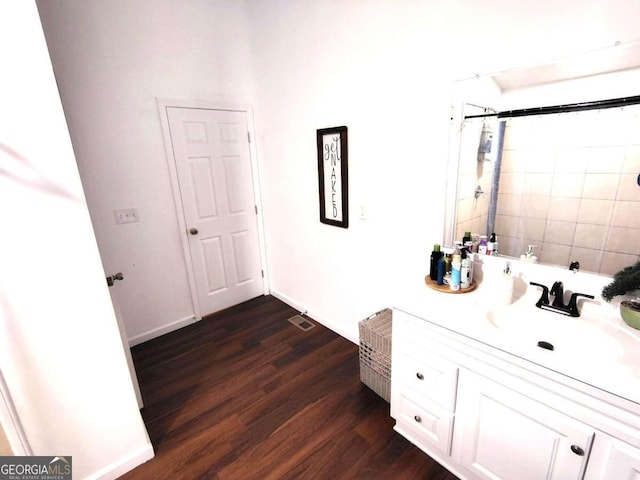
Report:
478,235,488,255
487,232,497,255
429,244,443,281
450,245,461,291
437,255,445,285
443,254,451,285
444,253,451,275
462,231,473,252
471,233,479,253
460,248,471,289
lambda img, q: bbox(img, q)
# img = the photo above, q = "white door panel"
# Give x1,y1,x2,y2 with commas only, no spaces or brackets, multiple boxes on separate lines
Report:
167,107,263,315
603,442,640,479
455,370,594,480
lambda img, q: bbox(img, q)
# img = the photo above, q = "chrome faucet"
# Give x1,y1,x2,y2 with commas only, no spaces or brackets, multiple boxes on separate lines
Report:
529,281,594,317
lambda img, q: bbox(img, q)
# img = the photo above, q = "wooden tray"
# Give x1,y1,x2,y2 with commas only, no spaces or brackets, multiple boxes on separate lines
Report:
424,276,477,294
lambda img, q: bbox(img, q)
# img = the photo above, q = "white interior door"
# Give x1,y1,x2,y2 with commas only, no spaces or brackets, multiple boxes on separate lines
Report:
166,106,264,316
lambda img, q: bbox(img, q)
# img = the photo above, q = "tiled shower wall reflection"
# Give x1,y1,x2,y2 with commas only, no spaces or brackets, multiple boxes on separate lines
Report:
496,109,640,275
455,113,495,243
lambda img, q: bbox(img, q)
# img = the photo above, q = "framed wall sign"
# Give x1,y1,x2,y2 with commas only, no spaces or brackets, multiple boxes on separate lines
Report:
317,126,348,228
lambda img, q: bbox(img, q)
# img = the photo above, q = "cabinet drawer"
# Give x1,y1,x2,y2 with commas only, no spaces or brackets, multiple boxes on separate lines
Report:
394,394,454,455
396,351,458,410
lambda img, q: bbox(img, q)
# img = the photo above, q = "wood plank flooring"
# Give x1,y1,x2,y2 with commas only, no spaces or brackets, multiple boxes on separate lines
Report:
120,295,459,480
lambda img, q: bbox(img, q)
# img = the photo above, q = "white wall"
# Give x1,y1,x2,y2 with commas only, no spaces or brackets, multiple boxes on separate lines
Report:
0,2,152,478
0,423,10,456
246,0,640,341
36,0,640,344
37,0,256,343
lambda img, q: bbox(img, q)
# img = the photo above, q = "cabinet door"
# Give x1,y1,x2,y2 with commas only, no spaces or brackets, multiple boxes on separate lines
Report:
603,442,640,479
455,371,594,480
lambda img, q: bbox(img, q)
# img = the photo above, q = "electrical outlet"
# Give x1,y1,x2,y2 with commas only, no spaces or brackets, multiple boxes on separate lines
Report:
115,208,140,224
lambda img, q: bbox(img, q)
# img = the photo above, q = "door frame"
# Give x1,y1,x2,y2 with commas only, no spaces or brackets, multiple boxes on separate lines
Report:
0,369,31,455
157,99,269,320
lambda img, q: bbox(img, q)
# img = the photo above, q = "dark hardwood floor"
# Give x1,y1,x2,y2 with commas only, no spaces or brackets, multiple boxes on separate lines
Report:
120,295,459,480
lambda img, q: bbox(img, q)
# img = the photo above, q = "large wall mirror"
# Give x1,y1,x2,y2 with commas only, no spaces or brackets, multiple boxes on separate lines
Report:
445,41,640,276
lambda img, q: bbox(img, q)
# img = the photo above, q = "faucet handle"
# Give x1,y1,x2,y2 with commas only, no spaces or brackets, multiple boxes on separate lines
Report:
567,292,595,316
529,282,549,307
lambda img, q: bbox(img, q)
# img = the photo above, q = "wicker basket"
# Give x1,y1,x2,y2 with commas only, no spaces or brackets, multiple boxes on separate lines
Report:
358,308,392,402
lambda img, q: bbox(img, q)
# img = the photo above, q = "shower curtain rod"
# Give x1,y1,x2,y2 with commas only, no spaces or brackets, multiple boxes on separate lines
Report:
464,94,640,120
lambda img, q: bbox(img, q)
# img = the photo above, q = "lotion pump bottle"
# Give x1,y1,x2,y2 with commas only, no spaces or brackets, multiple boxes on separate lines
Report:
520,245,538,263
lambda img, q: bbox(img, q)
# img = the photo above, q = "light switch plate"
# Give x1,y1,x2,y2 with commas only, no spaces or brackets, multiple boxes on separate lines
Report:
115,208,140,224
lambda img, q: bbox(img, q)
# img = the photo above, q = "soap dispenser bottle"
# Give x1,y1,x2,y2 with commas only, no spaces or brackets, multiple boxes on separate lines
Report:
520,245,538,263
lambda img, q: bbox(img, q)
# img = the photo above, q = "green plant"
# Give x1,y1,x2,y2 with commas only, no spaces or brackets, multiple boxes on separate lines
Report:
602,261,640,302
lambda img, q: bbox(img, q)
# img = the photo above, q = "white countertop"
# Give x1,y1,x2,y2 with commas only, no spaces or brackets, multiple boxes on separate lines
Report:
392,270,640,408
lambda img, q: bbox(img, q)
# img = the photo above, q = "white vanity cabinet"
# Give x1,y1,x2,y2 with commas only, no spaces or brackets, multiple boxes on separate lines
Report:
454,370,593,480
390,340,458,456
390,308,640,480
603,442,640,478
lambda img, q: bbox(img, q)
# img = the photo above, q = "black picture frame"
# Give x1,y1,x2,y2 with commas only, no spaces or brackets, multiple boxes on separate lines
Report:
317,126,348,228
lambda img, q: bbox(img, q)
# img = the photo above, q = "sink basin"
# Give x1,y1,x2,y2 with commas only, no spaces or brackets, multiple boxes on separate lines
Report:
485,302,639,361
475,297,640,405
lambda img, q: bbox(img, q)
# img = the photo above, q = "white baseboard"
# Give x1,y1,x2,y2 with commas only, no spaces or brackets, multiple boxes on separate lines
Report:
128,315,199,347
127,293,361,347
86,443,154,480
269,288,359,344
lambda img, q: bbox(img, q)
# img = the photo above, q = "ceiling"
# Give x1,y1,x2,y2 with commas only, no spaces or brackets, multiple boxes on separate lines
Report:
492,40,640,91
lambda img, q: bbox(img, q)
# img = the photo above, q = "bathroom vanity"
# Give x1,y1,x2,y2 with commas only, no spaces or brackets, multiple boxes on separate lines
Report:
390,261,640,480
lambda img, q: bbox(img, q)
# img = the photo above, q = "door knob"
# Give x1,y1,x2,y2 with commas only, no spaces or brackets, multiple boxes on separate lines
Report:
106,272,124,287
189,227,198,235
